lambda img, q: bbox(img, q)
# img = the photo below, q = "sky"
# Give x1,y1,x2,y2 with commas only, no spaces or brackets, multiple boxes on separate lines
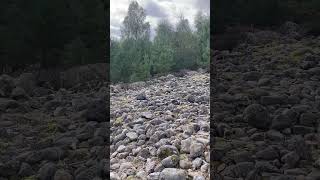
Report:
110,0,210,40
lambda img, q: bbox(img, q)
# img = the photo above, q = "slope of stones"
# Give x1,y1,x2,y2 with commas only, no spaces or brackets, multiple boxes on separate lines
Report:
212,33,320,179
0,65,109,180
110,71,210,180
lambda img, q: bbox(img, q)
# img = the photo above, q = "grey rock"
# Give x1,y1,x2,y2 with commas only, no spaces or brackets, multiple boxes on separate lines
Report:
146,159,156,174
192,158,203,169
126,132,138,141
161,155,179,168
159,168,187,180
181,138,192,153
157,145,179,159
179,159,192,169
148,172,160,180
193,176,205,180
190,143,204,158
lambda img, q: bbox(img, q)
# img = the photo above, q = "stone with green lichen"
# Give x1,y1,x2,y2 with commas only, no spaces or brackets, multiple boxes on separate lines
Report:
114,117,123,126
157,145,179,160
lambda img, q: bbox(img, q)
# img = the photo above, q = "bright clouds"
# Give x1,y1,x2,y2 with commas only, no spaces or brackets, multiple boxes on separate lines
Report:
110,0,210,39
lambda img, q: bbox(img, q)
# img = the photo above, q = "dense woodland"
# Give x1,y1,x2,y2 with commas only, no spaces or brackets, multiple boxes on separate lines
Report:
110,1,210,83
0,0,107,73
213,0,320,34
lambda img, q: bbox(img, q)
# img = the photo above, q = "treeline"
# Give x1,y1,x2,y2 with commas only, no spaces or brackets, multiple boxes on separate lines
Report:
213,0,320,34
0,0,106,73
110,1,209,83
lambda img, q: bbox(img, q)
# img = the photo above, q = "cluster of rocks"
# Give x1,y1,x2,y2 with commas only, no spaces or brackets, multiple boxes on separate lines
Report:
0,64,109,180
212,26,320,179
110,71,210,179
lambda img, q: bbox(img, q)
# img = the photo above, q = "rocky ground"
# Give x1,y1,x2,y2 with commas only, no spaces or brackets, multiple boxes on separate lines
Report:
110,71,210,179
0,64,109,180
212,22,320,179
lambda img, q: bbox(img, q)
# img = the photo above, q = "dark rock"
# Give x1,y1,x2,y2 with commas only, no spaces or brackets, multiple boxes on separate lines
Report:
255,161,281,173
18,162,34,177
243,104,271,129
299,113,319,127
0,74,15,97
15,73,36,95
256,147,279,160
11,87,29,100
75,165,98,180
281,151,300,168
187,95,196,103
243,71,262,81
86,99,107,122
287,135,312,160
292,125,314,135
271,113,294,130
40,147,65,161
38,162,57,180
261,95,286,105
54,169,73,180
0,160,20,177
0,98,19,111
266,130,284,141
225,162,255,178
136,92,147,100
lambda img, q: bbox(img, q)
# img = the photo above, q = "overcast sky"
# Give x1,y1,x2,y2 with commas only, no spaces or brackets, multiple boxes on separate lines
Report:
110,0,210,40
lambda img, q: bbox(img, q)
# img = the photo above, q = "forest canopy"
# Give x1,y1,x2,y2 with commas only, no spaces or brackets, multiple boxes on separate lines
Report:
213,0,320,34
0,0,107,73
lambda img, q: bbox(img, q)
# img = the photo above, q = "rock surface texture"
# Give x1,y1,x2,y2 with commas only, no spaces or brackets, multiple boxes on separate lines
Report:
110,71,210,179
212,25,320,179
0,64,108,180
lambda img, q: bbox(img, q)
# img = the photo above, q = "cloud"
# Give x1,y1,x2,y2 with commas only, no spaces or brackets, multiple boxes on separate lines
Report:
144,0,168,18
193,0,210,14
110,26,121,39
110,0,210,39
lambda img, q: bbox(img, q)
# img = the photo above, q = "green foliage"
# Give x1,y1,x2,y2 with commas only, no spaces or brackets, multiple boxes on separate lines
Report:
195,12,210,68
151,20,175,75
172,16,198,71
111,1,210,83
